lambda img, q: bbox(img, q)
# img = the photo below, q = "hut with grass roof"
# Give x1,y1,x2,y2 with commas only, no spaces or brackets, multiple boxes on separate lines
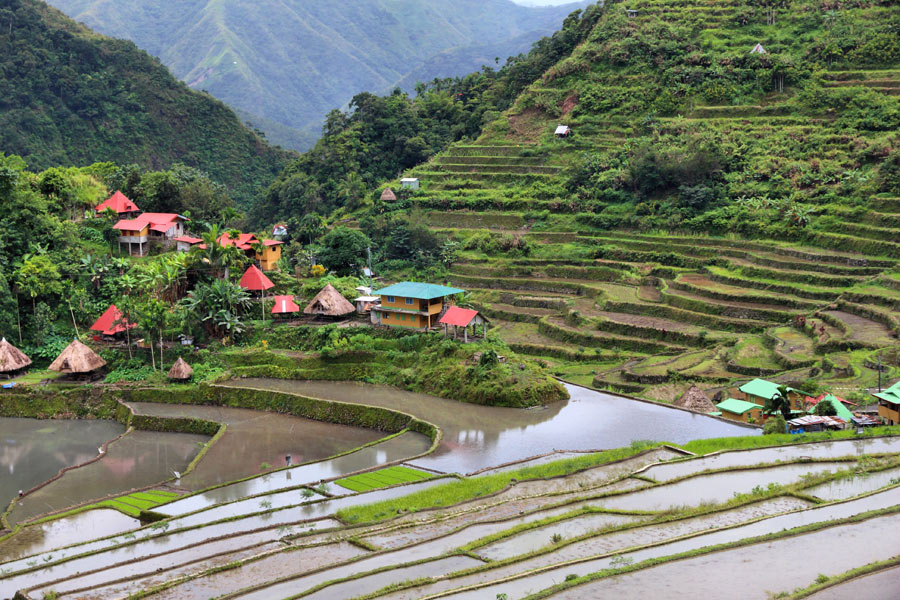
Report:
49,339,107,377
304,284,355,318
0,338,32,377
168,357,193,381
675,384,717,414
380,188,397,202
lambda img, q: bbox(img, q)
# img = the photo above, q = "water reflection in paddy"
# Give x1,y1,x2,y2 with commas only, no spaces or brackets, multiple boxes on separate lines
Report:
643,436,900,482
0,509,138,563
126,402,388,490
805,466,900,501
7,430,207,525
0,417,124,508
220,380,756,474
157,432,431,516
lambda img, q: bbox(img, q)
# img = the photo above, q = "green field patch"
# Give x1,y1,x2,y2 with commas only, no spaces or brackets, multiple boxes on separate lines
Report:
730,337,782,373
336,466,433,492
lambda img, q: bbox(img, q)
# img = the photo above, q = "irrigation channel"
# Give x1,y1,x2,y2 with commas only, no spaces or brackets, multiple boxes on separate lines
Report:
2,380,899,599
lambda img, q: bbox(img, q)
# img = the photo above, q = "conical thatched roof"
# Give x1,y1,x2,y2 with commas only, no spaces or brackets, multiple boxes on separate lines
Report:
675,384,717,413
168,357,193,380
380,188,397,202
48,339,107,374
304,284,355,316
0,338,32,373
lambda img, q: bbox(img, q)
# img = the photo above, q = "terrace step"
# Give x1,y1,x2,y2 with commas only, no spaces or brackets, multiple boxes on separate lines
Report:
605,298,776,333
662,284,799,321
434,163,563,175
704,266,845,302
822,310,896,347
594,310,733,347
671,273,823,310
435,156,547,166
541,315,687,354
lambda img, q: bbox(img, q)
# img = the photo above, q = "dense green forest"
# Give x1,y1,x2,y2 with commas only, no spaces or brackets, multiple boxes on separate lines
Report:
47,0,587,149
0,0,291,205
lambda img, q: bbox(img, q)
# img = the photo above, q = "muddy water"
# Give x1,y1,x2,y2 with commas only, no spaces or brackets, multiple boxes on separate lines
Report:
642,436,900,482
0,509,138,563
0,417,124,508
127,402,388,490
0,518,340,598
600,462,848,511
156,432,430,516
440,487,900,600
378,498,812,600
805,565,900,600
548,513,900,600
805,467,900,501
146,542,367,600
220,380,755,474
6,430,207,526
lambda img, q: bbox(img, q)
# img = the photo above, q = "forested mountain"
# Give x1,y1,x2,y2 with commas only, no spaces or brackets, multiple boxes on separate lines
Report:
46,0,587,150
0,0,291,205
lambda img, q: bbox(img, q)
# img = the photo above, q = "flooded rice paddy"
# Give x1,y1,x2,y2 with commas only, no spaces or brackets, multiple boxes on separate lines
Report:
805,466,900,501
157,432,430,516
806,565,900,600
126,402,390,490
220,379,756,473
0,509,138,563
6,429,208,525
0,417,124,508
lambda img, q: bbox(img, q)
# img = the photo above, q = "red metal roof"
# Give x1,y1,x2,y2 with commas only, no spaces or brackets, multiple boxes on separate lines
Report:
218,232,258,250
805,393,857,407
113,213,185,232
263,240,283,247
271,295,300,314
173,236,203,244
96,191,139,214
90,304,136,335
439,306,479,327
239,265,274,291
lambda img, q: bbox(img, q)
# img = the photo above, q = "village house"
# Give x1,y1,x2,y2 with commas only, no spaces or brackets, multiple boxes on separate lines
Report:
89,304,135,340
304,284,355,319
555,125,572,138
272,295,300,319
0,338,32,378
216,232,284,271
173,236,203,252
113,213,188,256
95,191,140,219
739,378,808,411
400,177,419,190
872,381,900,425
373,282,464,330
715,398,764,423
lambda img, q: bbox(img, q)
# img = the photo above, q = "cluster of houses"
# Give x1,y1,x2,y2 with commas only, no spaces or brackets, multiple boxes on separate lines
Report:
96,191,283,269
680,378,884,432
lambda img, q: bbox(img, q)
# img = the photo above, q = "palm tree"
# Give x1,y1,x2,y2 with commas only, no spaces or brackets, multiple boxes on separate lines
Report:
765,385,794,421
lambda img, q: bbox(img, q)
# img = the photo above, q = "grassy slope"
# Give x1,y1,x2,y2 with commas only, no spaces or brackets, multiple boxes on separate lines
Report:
0,0,292,205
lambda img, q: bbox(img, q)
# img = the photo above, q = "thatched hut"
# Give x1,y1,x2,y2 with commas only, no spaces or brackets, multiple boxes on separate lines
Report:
48,339,107,375
675,384,717,413
304,284,355,318
380,188,397,202
0,338,32,375
168,357,194,381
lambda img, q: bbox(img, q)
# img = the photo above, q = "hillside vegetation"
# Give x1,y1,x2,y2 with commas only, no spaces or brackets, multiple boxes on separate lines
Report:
47,0,588,149
331,0,900,406
0,0,291,205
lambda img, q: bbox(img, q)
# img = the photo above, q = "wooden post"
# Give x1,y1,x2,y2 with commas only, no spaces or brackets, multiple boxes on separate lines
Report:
261,293,266,322
464,326,468,343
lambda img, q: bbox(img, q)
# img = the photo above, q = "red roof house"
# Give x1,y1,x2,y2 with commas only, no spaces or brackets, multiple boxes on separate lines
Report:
218,232,259,251
272,295,300,315
239,265,274,291
113,213,188,256
90,304,136,336
95,191,139,216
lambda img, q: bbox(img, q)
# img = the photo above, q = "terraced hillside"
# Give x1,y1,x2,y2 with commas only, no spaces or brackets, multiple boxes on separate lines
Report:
373,0,900,405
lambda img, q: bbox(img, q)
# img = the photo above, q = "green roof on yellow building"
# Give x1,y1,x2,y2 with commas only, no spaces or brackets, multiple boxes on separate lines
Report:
716,398,761,415
373,282,464,300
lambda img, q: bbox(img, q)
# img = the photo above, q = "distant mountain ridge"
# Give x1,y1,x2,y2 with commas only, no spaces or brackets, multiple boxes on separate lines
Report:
0,0,291,204
46,0,587,149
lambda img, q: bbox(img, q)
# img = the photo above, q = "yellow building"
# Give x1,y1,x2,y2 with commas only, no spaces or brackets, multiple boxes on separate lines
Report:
258,240,283,271
715,398,764,423
873,382,900,425
374,282,465,329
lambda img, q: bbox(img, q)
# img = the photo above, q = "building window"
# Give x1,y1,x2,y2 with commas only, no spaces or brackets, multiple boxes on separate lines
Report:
405,297,414,305
387,296,395,303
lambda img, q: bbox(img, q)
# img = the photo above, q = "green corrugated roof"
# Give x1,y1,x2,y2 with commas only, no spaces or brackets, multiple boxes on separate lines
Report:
810,395,854,421
716,398,761,415
873,381,900,405
373,282,465,300
739,378,809,400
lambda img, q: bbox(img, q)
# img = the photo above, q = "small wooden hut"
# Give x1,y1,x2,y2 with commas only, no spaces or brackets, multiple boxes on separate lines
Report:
304,284,355,318
675,384,717,413
439,306,488,342
168,357,194,381
272,295,300,318
0,338,32,376
49,339,107,377
380,188,397,202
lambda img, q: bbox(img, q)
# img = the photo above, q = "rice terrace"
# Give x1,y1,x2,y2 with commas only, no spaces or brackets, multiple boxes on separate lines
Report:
4,0,900,598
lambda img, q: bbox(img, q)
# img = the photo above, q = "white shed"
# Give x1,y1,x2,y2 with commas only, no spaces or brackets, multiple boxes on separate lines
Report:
400,177,420,190
555,125,571,137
